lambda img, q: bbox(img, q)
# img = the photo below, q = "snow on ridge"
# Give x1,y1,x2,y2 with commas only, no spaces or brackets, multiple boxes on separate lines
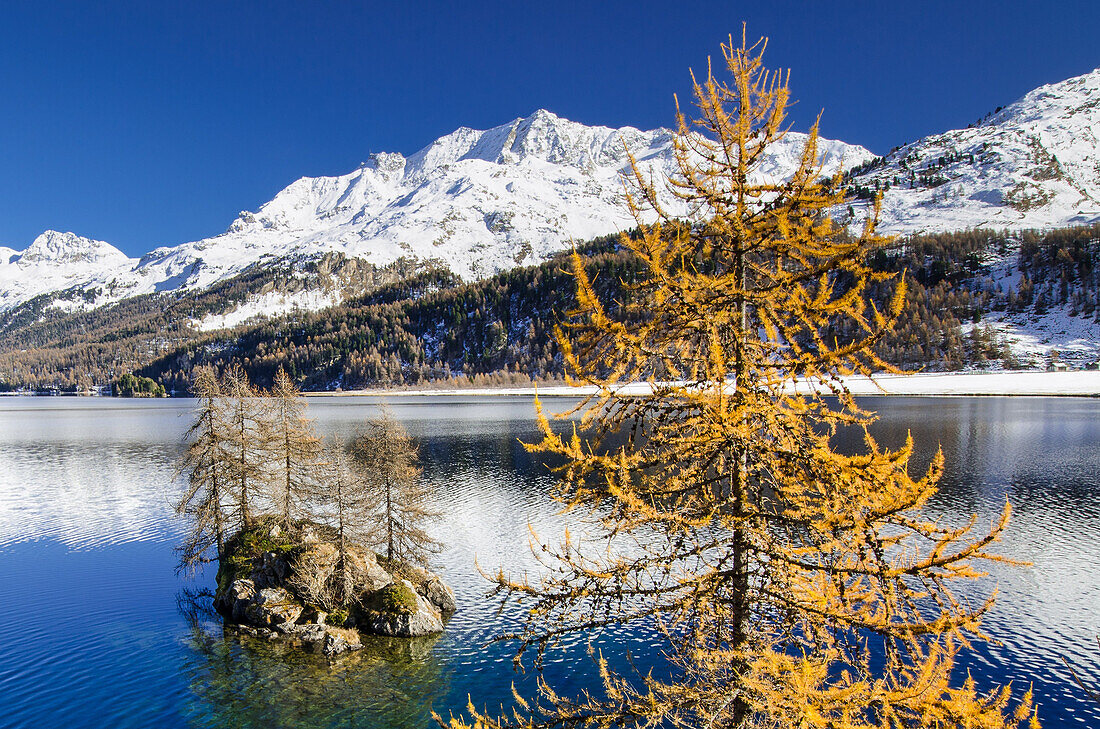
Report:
6,108,866,314
193,288,344,332
847,66,1100,235
0,231,135,311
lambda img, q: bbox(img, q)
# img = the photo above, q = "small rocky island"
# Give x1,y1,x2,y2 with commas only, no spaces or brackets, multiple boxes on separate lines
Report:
214,518,455,656
177,367,453,657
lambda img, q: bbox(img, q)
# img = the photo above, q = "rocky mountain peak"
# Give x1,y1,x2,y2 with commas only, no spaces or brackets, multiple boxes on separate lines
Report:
844,65,1100,234
17,230,130,266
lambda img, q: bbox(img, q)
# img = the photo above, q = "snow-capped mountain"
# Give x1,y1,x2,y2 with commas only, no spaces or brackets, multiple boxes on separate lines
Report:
8,61,1100,322
0,110,870,315
0,231,135,311
848,67,1100,234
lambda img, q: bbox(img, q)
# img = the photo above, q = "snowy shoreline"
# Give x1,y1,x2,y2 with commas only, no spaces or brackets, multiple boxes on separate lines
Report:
312,370,1100,399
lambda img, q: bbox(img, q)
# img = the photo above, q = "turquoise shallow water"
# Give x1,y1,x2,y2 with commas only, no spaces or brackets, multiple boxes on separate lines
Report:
0,395,1097,728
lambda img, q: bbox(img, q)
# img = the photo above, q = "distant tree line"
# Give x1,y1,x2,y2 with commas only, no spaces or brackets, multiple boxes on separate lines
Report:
0,253,433,390
3,224,1100,392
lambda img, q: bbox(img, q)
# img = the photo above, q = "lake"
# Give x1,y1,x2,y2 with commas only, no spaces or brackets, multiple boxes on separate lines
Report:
0,395,1097,728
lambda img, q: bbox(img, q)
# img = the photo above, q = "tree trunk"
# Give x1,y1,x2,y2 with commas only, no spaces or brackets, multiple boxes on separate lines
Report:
386,478,394,562
730,235,750,729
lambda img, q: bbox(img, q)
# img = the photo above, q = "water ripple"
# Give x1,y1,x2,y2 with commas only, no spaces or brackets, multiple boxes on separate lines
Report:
0,396,1096,727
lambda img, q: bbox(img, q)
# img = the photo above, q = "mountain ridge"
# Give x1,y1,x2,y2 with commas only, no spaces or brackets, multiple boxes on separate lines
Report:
845,67,1100,234
0,108,868,315
5,65,1100,325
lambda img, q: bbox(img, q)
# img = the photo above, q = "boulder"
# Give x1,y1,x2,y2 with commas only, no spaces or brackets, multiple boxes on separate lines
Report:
321,626,363,656
215,578,257,622
244,587,304,630
359,580,444,637
346,547,393,593
287,623,362,655
422,576,457,616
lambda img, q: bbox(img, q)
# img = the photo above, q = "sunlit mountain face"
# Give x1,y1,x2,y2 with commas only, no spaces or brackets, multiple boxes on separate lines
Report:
0,108,872,316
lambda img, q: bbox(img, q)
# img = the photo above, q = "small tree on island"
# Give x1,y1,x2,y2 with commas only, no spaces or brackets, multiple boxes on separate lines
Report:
444,32,1035,729
175,366,229,570
302,441,381,606
351,409,441,568
219,364,268,531
267,368,323,529
175,370,445,618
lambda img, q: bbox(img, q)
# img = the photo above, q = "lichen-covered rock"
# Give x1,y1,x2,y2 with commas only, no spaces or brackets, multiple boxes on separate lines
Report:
386,562,456,618
244,587,303,630
359,580,444,637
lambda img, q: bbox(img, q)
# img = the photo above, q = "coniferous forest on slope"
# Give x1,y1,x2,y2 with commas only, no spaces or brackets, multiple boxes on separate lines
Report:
0,223,1098,394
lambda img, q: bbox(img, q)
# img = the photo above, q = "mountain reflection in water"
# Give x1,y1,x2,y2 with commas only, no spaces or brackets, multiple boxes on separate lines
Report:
0,395,1096,728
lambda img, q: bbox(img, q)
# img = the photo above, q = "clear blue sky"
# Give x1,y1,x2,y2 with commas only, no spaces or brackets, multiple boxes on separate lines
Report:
1,1,1098,256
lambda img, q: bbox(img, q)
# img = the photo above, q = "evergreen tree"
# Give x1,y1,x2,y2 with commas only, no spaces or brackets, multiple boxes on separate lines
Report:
350,409,440,567
446,32,1034,729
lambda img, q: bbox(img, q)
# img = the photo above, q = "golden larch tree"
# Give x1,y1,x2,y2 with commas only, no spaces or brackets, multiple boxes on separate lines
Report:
443,31,1037,729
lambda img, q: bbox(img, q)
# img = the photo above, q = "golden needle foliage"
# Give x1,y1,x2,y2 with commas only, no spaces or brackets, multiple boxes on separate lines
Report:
442,31,1036,729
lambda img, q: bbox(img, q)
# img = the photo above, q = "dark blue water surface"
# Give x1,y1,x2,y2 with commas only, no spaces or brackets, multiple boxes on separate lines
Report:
0,395,1097,728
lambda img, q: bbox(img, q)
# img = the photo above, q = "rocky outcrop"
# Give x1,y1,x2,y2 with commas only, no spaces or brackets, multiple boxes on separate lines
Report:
422,575,457,616
213,520,455,655
245,587,304,631
358,580,445,637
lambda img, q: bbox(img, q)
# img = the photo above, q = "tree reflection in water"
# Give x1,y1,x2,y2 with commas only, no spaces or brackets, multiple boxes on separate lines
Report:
176,590,449,729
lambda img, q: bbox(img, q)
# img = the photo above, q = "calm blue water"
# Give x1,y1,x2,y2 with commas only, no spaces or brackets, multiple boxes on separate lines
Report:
0,395,1096,728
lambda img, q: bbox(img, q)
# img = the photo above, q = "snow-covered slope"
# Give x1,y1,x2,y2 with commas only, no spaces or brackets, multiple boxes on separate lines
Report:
0,231,135,311
10,61,1100,322
848,68,1100,234
0,110,870,314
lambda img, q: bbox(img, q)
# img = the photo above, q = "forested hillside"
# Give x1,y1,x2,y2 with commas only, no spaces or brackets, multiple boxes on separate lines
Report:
134,225,1100,393
2,224,1097,394
0,254,434,390
139,235,639,393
